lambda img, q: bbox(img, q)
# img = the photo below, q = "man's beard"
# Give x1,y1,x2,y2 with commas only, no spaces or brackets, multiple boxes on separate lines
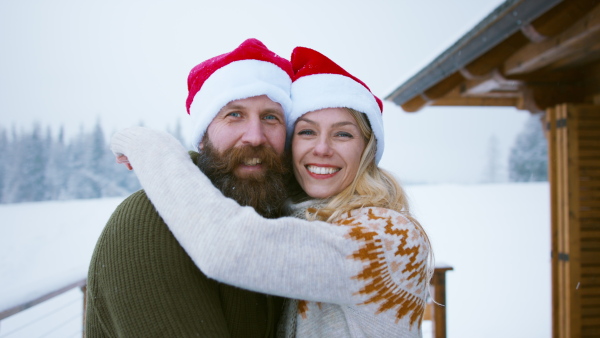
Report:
196,140,289,219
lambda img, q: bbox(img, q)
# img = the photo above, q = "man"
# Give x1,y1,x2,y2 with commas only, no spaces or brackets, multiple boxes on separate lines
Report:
86,38,294,337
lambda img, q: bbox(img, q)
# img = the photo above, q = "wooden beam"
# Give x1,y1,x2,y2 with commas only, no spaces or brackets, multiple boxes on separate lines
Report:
464,33,529,77
462,69,522,95
505,3,600,75
527,83,586,110
400,94,429,113
422,72,465,101
531,0,600,37
431,97,519,107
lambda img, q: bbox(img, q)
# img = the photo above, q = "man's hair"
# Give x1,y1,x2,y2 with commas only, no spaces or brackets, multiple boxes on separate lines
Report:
196,137,289,219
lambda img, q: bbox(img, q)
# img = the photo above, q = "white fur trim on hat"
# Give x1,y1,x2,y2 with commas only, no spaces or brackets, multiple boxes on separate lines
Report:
188,59,292,149
288,73,385,163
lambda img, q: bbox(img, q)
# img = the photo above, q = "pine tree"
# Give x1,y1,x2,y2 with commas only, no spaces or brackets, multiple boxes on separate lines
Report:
45,125,68,200
509,113,548,182
0,121,154,204
15,124,48,202
63,126,98,199
482,134,503,183
1,126,21,203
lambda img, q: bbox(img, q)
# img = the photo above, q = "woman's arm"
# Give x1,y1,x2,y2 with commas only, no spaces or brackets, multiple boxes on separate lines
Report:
110,127,357,304
110,127,430,309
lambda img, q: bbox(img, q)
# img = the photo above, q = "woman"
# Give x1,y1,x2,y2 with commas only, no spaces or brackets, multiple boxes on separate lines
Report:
111,47,433,337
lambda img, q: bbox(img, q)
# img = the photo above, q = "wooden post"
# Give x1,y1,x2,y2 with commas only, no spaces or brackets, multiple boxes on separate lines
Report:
431,265,453,338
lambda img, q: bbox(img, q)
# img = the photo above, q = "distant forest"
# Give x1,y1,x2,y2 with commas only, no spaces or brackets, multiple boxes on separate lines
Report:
0,114,546,204
0,121,184,204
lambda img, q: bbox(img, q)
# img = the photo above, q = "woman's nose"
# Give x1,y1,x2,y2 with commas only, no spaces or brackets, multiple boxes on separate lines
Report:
312,138,333,157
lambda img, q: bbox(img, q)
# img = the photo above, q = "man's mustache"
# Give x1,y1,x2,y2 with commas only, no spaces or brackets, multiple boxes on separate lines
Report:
212,144,288,175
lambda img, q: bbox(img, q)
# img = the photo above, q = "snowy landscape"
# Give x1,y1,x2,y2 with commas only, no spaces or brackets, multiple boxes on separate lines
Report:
0,0,553,336
0,182,551,338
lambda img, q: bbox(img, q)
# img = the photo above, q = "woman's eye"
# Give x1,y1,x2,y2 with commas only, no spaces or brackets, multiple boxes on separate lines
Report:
336,131,354,138
297,129,315,136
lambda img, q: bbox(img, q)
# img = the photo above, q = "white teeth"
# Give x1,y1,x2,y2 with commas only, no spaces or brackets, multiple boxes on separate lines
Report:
244,158,262,166
306,165,340,175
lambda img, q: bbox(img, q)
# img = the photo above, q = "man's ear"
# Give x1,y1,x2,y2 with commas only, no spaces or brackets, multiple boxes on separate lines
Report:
198,141,204,151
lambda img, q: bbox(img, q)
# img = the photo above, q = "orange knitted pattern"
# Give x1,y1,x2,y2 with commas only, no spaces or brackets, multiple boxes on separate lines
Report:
297,208,427,327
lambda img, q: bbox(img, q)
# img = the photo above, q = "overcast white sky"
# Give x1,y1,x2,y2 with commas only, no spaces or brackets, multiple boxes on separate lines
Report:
0,0,529,184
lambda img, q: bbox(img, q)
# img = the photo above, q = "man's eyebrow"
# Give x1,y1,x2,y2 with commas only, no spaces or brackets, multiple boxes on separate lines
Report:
262,108,284,115
222,104,244,110
219,105,283,115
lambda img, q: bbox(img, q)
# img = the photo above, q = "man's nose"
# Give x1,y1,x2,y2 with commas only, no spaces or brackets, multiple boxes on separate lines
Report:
240,117,267,147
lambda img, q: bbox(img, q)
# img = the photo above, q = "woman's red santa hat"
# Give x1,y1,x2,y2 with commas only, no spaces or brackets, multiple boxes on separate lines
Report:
186,38,293,149
289,47,385,163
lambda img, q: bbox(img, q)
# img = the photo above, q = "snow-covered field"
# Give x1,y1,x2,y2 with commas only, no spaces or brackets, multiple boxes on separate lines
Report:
0,183,551,337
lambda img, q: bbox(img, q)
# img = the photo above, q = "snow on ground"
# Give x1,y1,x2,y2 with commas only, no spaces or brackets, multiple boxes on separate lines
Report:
0,183,551,337
407,182,551,337
0,197,123,313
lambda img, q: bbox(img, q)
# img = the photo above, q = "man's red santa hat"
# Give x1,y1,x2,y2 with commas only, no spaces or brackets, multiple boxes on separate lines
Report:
186,38,293,149
289,47,385,163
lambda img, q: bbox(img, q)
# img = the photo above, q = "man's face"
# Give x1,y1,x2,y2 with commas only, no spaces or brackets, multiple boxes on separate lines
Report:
201,95,286,179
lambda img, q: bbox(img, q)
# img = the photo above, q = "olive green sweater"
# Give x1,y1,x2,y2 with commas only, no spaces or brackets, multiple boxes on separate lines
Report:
86,186,282,337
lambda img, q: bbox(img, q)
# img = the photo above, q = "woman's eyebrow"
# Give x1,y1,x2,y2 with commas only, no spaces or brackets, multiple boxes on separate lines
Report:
296,117,316,125
296,118,357,128
331,121,356,128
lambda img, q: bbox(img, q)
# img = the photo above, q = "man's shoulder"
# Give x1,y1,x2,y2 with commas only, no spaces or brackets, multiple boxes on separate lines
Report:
109,189,157,220
99,189,165,242
118,188,151,207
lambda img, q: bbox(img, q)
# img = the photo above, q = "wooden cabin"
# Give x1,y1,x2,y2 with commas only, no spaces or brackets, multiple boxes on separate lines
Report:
385,0,600,336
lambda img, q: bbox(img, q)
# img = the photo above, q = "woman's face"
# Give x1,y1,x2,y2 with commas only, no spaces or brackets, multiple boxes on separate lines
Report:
292,108,366,199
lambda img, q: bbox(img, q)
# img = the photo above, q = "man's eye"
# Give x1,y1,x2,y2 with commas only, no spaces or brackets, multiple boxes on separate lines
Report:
264,115,279,121
227,112,241,118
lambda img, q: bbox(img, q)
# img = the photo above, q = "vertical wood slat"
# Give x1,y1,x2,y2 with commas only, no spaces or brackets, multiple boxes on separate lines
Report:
556,103,570,338
575,105,600,338
551,104,600,338
567,104,583,338
546,106,559,338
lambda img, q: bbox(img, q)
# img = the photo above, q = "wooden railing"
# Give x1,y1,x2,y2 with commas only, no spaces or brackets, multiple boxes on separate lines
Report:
424,264,454,338
1,265,453,337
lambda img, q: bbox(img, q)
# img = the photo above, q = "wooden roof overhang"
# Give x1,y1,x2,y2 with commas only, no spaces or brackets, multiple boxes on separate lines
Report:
385,0,600,114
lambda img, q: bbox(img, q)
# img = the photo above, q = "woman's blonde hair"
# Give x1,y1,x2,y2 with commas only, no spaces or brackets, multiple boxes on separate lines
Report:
305,108,434,280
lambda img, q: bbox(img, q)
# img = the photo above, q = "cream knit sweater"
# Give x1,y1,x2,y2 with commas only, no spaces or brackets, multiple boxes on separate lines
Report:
111,127,431,338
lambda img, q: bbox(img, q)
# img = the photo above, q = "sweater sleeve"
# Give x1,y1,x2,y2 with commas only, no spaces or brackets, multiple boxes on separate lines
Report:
85,190,234,337
110,127,430,307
